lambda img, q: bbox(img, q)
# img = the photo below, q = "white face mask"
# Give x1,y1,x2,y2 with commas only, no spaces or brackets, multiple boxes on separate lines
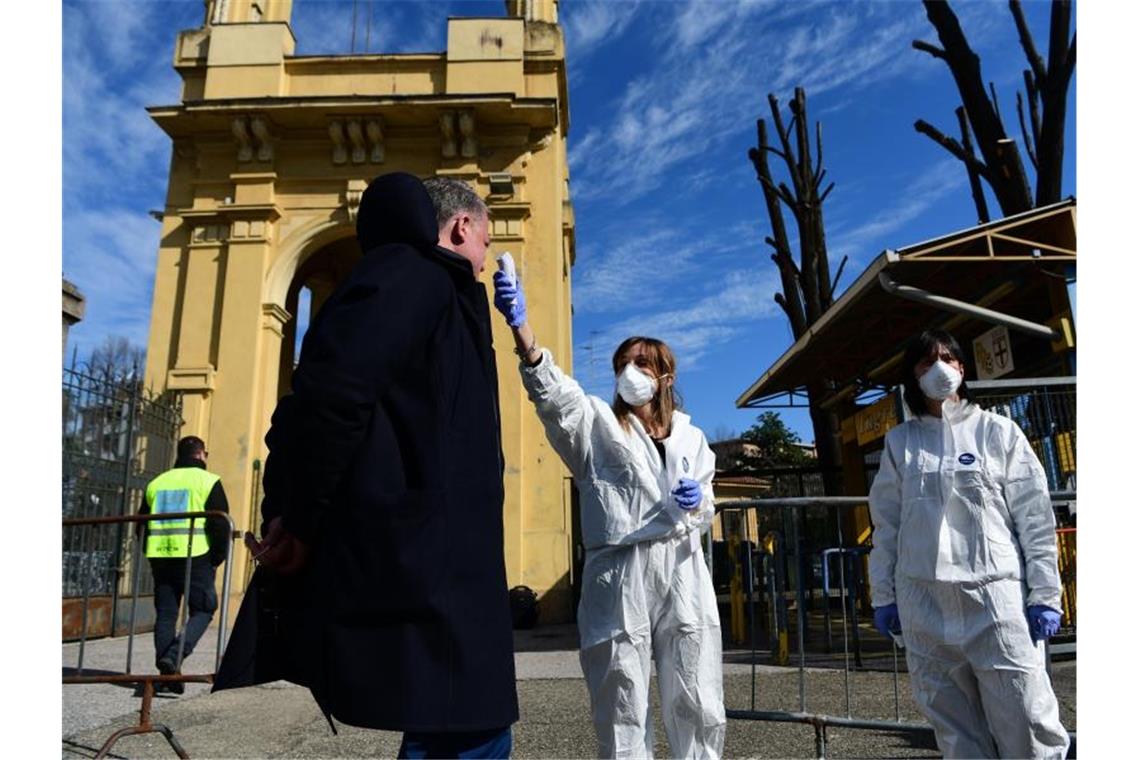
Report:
615,363,658,407
918,360,963,401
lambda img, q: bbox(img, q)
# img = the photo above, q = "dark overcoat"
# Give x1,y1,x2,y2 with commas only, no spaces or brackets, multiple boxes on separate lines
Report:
214,173,518,733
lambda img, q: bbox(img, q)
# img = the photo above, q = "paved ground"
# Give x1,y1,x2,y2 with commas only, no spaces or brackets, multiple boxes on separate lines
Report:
63,624,1076,759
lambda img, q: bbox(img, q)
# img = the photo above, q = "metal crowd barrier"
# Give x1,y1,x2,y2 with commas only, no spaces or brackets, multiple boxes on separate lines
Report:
62,510,236,759
711,492,1076,759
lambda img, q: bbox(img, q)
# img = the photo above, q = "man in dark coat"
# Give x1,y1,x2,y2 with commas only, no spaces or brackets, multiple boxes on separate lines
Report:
227,172,518,757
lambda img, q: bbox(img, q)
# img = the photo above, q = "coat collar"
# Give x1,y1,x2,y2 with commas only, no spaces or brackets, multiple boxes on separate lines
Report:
432,244,476,282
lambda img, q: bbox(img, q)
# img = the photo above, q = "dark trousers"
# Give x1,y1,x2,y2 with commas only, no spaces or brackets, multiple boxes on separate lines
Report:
398,727,513,759
150,555,218,668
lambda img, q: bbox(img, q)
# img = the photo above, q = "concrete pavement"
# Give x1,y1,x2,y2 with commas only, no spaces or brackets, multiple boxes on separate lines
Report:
63,624,1076,758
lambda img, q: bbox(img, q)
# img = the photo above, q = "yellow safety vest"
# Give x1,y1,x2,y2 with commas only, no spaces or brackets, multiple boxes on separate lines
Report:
144,467,221,559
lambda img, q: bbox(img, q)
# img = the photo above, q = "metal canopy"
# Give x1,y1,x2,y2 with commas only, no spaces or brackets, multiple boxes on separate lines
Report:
736,199,1076,409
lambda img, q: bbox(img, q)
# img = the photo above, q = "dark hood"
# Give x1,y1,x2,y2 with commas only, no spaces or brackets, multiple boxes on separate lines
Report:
356,172,439,253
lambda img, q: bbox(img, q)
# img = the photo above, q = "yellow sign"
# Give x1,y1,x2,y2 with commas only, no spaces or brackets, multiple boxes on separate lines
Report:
854,394,899,446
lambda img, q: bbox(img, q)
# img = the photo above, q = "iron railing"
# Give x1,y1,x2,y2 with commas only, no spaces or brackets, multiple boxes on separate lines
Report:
711,493,1076,758
972,377,1076,493
62,511,236,759
62,366,183,613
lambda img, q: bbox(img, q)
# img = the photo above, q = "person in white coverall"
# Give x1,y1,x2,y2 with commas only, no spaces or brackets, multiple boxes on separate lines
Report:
868,329,1069,759
491,267,726,759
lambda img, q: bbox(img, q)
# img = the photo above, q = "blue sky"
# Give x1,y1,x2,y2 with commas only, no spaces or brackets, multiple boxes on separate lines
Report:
61,0,1075,443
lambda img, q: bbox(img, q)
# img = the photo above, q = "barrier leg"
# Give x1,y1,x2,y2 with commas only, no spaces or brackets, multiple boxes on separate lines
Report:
814,721,827,759
93,679,191,759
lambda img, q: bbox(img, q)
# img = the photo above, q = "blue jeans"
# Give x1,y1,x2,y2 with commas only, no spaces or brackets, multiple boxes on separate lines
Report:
398,726,512,759
150,555,217,668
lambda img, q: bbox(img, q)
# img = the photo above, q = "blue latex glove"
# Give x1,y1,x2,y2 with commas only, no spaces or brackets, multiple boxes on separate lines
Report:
492,269,528,328
672,478,703,510
873,604,901,639
1027,605,1062,642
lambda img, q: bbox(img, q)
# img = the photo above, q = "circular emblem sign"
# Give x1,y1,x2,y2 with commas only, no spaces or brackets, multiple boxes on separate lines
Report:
958,453,977,466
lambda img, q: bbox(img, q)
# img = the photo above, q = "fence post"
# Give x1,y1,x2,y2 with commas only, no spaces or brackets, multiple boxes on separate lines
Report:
110,380,140,636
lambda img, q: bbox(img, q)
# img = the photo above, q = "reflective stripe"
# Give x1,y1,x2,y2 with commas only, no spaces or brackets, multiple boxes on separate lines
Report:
144,467,221,559
147,527,206,537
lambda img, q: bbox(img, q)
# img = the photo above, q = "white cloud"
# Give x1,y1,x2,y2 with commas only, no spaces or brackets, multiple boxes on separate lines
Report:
63,2,187,205
576,267,784,378
828,159,966,266
63,208,164,352
568,2,934,206
563,0,644,62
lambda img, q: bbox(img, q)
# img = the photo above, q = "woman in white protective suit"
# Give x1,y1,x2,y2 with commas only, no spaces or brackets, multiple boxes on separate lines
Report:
491,266,726,759
868,329,1069,759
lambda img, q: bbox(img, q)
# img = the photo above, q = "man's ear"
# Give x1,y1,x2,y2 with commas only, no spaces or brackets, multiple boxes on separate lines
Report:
445,216,464,246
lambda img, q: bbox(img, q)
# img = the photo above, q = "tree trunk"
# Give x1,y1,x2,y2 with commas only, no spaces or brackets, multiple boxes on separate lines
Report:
916,0,1073,215
749,89,843,495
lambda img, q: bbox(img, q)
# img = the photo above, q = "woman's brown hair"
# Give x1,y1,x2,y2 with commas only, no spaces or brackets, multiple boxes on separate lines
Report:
610,336,683,435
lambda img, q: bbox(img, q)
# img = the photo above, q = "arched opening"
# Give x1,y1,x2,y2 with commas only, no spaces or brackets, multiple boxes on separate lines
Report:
277,234,362,395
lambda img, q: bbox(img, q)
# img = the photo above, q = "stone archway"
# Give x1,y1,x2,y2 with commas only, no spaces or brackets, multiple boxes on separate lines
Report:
277,233,362,397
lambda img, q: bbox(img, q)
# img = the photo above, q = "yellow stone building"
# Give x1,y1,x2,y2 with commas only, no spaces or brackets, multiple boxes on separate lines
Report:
144,0,577,621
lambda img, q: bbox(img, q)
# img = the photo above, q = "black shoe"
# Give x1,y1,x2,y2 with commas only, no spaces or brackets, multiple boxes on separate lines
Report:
156,658,184,695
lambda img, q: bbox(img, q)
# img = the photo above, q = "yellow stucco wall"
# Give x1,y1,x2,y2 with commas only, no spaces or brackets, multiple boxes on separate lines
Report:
144,1,576,621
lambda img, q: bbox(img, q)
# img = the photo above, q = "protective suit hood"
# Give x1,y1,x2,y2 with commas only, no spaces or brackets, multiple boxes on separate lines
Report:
355,172,439,253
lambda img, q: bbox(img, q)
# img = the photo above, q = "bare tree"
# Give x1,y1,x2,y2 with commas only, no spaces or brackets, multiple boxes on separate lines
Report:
85,336,146,383
747,87,845,496
913,0,1075,219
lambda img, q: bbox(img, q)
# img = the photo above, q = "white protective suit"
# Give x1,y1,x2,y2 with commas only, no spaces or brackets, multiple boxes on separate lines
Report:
868,399,1069,759
519,349,726,759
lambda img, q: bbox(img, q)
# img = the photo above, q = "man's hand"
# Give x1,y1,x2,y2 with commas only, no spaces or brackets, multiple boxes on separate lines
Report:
244,517,310,576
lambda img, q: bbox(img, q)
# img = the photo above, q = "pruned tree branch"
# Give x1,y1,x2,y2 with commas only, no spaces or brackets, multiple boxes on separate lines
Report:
1010,0,1047,84
989,81,1005,131
912,39,947,60
1016,91,1038,170
813,121,825,188
919,0,1031,215
1047,0,1073,80
777,181,798,211
819,182,835,204
1023,69,1042,146
768,94,804,198
828,255,848,302
815,169,828,192
957,105,991,222
914,118,992,179
1063,33,1076,83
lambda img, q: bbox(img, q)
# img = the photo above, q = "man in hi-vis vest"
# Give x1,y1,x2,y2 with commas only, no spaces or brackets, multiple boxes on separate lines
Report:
140,435,230,693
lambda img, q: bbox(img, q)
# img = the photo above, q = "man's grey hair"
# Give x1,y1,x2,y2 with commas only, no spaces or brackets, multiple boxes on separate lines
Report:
423,176,488,229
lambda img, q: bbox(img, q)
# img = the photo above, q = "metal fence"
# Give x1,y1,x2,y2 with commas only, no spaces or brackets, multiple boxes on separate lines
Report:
62,366,183,619
972,377,1076,494
63,511,236,759
711,494,1076,758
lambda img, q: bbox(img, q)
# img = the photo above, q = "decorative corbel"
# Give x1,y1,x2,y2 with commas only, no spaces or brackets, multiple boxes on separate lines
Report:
232,117,253,162
440,111,457,159
345,178,368,222
366,118,385,163
458,109,477,158
346,119,367,164
249,116,273,162
328,120,347,165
